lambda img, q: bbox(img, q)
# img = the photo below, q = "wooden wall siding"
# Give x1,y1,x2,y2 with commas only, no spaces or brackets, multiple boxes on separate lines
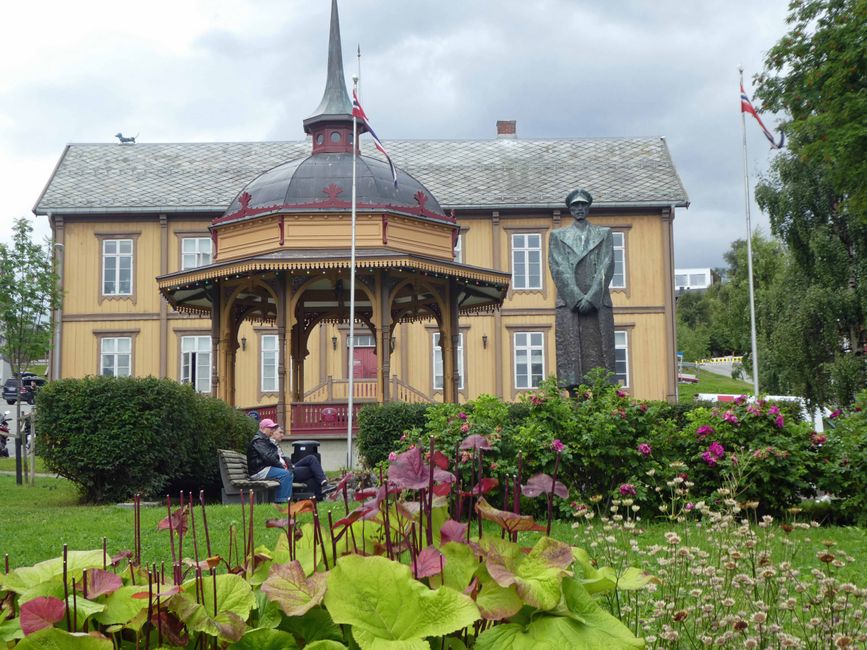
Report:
384,217,454,260
55,206,676,404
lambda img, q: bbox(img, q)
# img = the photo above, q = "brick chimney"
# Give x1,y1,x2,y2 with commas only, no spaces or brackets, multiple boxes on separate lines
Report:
496,120,517,138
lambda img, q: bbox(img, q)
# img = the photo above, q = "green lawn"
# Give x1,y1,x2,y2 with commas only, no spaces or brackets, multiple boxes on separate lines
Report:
678,367,753,403
0,456,47,473
1,475,864,589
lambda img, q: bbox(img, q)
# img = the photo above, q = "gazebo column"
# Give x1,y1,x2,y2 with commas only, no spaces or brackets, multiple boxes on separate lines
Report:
217,288,235,403
375,272,392,403
441,278,460,404
210,284,221,397
276,277,291,426
291,323,305,402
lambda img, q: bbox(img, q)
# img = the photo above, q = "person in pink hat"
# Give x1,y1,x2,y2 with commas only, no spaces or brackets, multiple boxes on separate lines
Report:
246,418,333,502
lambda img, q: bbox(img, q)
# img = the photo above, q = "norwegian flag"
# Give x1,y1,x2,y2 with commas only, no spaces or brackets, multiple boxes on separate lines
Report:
352,89,398,188
740,83,784,149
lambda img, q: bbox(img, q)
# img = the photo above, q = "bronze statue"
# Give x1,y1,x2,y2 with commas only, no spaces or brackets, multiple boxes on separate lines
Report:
548,189,616,389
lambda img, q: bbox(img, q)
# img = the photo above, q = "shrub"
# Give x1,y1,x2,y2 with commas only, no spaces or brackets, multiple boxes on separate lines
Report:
356,402,429,467
814,389,867,525
35,376,256,502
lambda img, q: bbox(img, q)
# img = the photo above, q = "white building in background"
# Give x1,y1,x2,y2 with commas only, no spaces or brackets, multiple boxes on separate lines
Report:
674,268,713,293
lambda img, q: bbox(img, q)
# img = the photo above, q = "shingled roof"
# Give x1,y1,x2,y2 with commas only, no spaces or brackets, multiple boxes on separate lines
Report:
33,137,689,215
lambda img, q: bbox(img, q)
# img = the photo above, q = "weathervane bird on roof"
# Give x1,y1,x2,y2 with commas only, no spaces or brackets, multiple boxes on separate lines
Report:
114,132,137,144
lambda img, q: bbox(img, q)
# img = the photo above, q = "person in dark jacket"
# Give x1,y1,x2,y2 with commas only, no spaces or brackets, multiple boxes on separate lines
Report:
247,418,294,503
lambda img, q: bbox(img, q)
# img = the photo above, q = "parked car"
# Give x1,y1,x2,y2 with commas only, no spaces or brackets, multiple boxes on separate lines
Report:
3,374,46,405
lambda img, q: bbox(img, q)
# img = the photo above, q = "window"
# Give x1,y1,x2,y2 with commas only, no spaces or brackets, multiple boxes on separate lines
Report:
432,332,464,390
102,239,133,295
181,336,211,393
453,234,463,263
614,330,629,387
511,233,542,290
675,274,688,288
182,237,212,270
611,232,626,289
100,337,131,377
261,334,278,392
514,331,544,389
347,334,376,348
689,273,708,288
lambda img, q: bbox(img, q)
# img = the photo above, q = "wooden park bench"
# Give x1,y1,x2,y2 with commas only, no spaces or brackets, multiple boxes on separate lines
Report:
217,449,314,504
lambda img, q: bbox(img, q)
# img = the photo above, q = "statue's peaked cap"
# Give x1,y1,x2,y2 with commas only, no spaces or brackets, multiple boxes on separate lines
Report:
566,188,593,207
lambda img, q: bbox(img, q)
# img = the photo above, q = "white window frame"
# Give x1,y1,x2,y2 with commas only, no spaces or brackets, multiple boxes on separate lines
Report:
453,233,463,263
511,233,542,290
261,334,278,392
513,331,544,389
181,237,212,270
181,335,212,393
347,334,376,348
611,231,626,289
432,332,464,390
100,337,131,377
102,239,133,296
614,330,629,387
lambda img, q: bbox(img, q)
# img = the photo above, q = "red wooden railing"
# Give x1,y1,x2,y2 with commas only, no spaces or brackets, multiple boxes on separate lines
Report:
290,403,364,437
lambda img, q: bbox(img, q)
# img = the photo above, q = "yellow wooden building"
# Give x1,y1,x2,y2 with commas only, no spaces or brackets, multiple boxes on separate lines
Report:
33,2,689,461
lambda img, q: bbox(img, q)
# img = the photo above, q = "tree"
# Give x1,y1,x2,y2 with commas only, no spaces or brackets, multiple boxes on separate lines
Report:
0,218,61,482
754,0,867,405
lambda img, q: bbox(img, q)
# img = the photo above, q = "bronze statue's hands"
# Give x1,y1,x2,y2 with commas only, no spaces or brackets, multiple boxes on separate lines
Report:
576,298,596,314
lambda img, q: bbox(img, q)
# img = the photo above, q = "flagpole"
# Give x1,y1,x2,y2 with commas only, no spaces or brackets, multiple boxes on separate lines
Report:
739,66,760,396
345,74,360,471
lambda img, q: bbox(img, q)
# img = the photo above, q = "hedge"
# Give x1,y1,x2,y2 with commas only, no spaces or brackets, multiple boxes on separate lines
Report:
356,402,430,467
35,376,257,503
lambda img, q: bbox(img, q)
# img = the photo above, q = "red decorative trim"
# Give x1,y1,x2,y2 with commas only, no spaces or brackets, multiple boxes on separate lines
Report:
382,215,389,244
323,183,343,201
212,198,455,226
414,191,428,211
239,192,251,211
278,216,285,246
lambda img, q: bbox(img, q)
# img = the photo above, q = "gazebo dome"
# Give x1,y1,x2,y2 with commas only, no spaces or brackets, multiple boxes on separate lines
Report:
220,151,447,224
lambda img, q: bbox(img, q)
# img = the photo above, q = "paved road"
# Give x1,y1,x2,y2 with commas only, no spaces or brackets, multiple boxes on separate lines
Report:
697,361,752,386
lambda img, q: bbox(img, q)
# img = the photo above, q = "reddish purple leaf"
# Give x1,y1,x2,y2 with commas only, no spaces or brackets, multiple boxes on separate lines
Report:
388,447,456,490
156,506,189,536
521,473,568,499
266,518,290,529
461,477,499,497
475,497,546,534
432,483,453,497
110,550,132,566
459,434,493,451
79,569,123,598
431,450,451,470
328,472,354,500
354,488,378,501
20,596,66,636
150,609,189,647
440,519,468,544
414,546,445,579
334,508,366,529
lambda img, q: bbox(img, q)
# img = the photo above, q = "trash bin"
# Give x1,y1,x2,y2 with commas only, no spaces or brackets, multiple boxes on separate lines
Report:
291,440,321,464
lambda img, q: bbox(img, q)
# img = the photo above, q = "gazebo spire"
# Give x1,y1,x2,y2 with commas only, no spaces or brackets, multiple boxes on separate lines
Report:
304,0,353,133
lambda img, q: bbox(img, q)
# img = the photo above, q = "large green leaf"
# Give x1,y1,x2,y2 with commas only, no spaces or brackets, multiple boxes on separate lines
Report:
571,548,654,594
278,606,343,645
476,613,644,650
324,555,479,648
180,573,256,621
170,592,247,642
2,551,105,594
428,542,479,592
272,524,322,575
0,617,23,643
228,627,299,650
483,537,573,610
93,586,148,626
261,560,327,617
304,642,348,650
253,589,283,629
14,627,114,650
475,564,522,621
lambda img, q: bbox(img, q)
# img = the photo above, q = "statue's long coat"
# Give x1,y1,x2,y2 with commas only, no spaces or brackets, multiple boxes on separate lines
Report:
548,222,616,387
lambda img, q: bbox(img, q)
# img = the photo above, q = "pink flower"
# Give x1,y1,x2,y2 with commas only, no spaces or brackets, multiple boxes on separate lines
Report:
746,405,761,417
460,423,470,433
723,411,739,425
734,395,747,405
696,425,715,438
619,483,636,496
701,451,717,467
616,389,627,398
829,409,842,419
637,443,652,457
811,433,827,446
775,415,785,429
388,452,397,462
685,502,695,511
399,433,407,442
708,441,725,459
639,403,648,413
551,439,565,453
458,412,468,421
529,395,545,406
769,405,781,416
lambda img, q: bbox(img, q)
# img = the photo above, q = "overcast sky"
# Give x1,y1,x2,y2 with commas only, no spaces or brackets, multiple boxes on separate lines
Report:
0,0,791,269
